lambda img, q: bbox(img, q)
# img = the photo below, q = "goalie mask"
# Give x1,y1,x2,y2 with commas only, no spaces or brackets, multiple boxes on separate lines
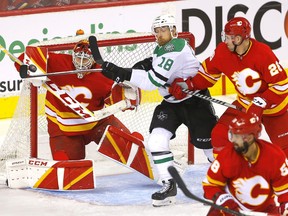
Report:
151,14,178,39
72,40,95,79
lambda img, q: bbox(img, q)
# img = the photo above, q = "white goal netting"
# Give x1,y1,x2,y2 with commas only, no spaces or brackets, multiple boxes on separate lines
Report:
0,32,196,174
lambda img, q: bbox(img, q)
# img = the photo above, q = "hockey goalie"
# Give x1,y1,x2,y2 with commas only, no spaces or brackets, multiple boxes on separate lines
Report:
7,39,155,190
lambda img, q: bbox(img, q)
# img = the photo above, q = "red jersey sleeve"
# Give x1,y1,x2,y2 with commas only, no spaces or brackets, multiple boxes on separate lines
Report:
192,43,229,90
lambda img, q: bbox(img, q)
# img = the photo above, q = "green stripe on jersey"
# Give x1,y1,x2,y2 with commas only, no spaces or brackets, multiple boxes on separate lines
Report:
148,72,164,87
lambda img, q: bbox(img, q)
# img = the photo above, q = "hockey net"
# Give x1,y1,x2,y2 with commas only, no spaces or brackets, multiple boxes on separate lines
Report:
0,32,195,174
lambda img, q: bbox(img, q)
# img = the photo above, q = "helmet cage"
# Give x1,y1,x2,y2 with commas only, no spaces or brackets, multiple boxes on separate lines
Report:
72,40,94,71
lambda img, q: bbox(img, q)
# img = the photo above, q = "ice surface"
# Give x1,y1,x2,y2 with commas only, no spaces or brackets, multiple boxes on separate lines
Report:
0,95,270,216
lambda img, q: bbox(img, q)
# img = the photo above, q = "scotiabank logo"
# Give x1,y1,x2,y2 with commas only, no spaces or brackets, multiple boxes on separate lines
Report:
182,1,286,55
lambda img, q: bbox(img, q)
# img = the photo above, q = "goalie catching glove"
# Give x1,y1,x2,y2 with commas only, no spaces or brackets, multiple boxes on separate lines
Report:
169,78,194,100
105,82,141,111
102,61,132,83
207,192,240,216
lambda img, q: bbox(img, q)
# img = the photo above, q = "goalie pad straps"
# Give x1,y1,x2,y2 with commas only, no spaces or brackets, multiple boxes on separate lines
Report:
6,158,95,190
97,125,154,180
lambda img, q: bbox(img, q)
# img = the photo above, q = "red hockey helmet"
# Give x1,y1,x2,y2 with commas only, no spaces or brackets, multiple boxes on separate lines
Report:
224,17,251,39
229,113,262,138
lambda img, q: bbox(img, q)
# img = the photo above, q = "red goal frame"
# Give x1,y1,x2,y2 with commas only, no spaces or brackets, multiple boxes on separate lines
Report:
29,32,195,164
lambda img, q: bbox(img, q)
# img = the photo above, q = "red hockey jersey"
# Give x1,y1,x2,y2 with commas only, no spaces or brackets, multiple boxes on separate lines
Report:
193,39,288,116
45,53,114,137
203,139,288,212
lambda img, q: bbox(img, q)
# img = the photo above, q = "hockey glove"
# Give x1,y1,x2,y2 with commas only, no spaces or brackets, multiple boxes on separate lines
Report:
101,61,132,83
280,202,288,216
169,78,194,100
246,97,267,120
207,192,240,216
132,57,153,71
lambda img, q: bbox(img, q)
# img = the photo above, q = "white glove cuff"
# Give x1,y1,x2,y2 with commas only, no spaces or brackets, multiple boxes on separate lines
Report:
215,193,234,205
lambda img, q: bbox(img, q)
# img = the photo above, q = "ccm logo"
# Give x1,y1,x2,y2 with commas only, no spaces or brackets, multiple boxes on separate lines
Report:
47,81,93,119
28,160,48,166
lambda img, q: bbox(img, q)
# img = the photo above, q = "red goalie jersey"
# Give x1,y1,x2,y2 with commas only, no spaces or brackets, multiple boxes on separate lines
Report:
203,139,288,213
193,38,288,116
45,52,114,137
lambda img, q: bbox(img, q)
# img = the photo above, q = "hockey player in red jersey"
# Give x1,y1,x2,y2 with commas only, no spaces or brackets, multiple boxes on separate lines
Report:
203,113,288,216
41,39,133,160
15,39,136,160
169,16,288,157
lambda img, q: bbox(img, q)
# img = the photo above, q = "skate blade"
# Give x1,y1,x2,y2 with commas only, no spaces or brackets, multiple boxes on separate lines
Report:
152,196,176,207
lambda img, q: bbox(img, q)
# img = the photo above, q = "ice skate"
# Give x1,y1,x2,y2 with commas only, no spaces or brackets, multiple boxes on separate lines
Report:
152,179,177,207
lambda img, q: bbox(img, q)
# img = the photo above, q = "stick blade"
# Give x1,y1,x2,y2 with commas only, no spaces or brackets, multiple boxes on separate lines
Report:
88,35,104,64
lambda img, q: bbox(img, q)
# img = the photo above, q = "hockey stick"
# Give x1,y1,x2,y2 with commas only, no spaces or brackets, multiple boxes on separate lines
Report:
0,45,24,66
44,80,130,122
88,36,243,112
168,166,248,216
180,88,243,112
0,45,37,75
88,35,104,64
2,46,130,122
20,68,102,79
0,43,101,79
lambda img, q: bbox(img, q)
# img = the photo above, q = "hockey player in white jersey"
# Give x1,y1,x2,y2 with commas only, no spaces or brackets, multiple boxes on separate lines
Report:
101,14,218,206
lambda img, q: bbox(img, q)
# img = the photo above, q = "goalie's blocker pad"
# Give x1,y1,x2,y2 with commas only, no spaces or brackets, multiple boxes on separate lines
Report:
97,125,154,180
22,46,48,86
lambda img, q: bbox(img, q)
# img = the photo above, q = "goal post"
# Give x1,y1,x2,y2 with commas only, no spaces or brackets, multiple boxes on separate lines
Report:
0,32,196,174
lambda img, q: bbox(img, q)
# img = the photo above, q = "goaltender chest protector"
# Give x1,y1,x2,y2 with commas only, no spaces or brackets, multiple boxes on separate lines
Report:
47,53,114,111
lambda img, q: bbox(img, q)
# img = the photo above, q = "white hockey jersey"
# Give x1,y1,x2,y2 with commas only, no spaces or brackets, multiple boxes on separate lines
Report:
129,38,200,103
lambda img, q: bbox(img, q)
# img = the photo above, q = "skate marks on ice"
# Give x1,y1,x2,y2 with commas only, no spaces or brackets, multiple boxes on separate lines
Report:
26,163,210,206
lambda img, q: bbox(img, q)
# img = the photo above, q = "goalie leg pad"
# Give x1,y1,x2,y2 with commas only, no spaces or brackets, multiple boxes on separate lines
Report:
6,158,95,190
97,125,154,180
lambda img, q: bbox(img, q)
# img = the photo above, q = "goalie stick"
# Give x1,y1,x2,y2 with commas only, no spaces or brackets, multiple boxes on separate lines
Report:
0,44,25,66
1,45,131,122
167,166,248,216
20,67,102,79
88,35,243,112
